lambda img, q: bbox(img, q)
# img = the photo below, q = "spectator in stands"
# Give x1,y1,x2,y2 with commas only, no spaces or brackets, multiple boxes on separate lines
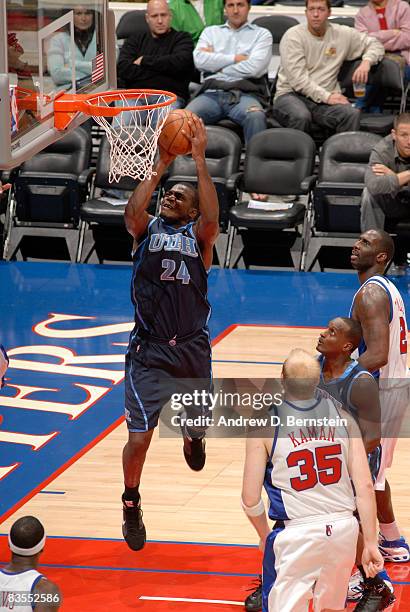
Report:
8,33,33,90
355,0,410,82
273,0,385,135
186,0,272,200
186,0,272,144
47,5,98,89
355,0,410,111
361,112,410,271
117,0,194,109
170,0,224,44
8,34,39,133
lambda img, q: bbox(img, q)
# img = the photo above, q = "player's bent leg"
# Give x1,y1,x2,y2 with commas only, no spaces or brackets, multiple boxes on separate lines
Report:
176,333,212,472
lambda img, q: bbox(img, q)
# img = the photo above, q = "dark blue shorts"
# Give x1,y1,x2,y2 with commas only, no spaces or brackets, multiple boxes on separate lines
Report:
124,328,212,432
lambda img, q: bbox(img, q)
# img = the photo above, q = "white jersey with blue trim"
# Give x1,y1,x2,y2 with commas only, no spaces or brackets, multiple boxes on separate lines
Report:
349,275,408,383
0,568,44,611
264,397,355,521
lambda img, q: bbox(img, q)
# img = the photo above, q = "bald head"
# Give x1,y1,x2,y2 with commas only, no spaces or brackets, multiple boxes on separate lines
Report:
282,349,320,399
146,0,172,36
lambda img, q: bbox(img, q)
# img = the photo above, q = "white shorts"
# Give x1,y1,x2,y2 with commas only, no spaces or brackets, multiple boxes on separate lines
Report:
375,386,410,491
262,512,359,612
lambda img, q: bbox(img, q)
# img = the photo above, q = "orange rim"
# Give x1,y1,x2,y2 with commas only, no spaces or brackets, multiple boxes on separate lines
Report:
54,89,176,118
85,89,177,114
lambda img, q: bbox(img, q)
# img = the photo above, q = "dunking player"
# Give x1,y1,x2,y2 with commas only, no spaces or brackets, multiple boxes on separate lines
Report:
242,349,383,612
317,317,395,609
350,229,410,602
0,516,61,610
121,115,219,550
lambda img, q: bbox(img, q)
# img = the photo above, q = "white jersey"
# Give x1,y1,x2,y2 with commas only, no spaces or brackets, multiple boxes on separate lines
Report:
350,275,408,384
0,568,44,611
264,397,355,521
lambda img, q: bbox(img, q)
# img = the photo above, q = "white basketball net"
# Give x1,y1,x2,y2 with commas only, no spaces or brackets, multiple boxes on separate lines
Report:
86,91,174,183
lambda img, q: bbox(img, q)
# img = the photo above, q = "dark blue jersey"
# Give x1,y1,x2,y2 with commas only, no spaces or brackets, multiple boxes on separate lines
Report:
130,217,211,338
317,355,382,483
317,354,371,419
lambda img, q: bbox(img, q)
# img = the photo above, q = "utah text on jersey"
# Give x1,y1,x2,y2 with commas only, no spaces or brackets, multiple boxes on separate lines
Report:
149,232,199,257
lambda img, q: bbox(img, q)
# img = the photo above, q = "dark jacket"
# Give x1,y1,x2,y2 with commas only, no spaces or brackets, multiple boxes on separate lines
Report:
117,29,195,101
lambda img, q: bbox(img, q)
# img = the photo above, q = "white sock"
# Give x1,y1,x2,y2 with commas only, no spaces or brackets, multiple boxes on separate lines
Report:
380,521,401,541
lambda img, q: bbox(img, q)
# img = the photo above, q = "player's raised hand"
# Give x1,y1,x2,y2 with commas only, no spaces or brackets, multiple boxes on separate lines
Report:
361,545,384,577
185,115,207,162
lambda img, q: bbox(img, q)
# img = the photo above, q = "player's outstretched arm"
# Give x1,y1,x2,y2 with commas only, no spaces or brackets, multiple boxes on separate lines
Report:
124,148,176,241
354,284,390,373
241,437,271,548
187,116,219,270
347,415,384,578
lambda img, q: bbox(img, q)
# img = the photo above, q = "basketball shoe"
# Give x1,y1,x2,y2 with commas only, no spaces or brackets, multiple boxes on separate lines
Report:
347,570,364,601
183,435,206,471
379,533,410,562
353,577,395,611
244,575,262,612
122,496,146,551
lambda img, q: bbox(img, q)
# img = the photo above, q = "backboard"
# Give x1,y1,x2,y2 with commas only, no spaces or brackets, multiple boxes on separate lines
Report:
0,0,117,169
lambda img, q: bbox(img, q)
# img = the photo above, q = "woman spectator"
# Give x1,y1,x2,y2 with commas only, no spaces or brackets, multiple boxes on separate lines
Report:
47,5,97,88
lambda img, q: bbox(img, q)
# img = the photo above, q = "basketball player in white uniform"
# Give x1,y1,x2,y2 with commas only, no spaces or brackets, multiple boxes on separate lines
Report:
350,229,410,564
0,516,60,610
242,349,383,612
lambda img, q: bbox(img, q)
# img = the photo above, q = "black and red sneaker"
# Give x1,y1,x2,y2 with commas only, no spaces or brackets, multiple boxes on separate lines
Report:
183,435,206,471
354,580,396,611
244,575,262,612
122,496,146,551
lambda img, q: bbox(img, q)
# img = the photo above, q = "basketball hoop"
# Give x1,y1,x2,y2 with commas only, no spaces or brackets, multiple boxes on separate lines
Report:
54,89,177,182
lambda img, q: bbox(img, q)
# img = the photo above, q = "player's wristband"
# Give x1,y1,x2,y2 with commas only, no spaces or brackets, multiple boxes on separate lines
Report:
241,497,265,517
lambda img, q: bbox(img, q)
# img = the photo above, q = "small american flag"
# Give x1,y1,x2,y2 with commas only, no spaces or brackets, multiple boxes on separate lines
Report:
91,53,105,83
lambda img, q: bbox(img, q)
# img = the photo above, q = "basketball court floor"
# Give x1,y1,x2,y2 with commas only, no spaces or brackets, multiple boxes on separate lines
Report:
0,261,409,610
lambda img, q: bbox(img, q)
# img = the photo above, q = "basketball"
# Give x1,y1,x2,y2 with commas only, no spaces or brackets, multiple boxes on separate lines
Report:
158,109,196,156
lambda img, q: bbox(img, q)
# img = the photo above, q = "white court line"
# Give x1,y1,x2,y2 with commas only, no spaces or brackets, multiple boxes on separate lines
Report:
139,596,243,605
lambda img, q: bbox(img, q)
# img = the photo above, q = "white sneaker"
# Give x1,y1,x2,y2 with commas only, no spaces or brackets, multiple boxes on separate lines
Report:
379,534,410,562
347,570,364,602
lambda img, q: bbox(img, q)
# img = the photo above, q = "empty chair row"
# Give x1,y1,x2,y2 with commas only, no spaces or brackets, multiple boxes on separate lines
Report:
2,125,408,270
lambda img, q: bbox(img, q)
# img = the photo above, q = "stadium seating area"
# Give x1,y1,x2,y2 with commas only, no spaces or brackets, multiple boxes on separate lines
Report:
1,7,409,270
